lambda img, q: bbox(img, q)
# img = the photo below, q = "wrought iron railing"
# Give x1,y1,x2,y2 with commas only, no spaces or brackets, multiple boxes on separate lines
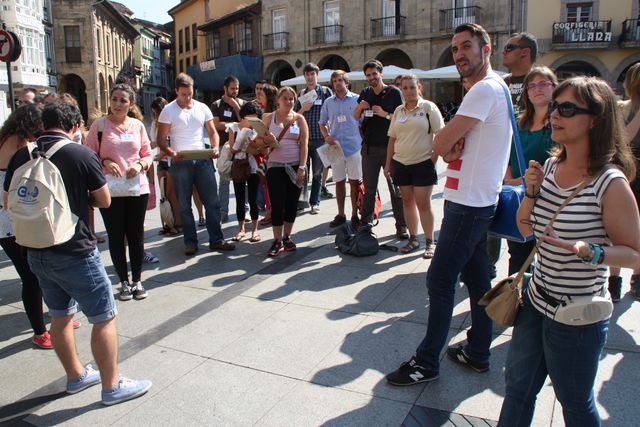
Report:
264,32,289,50
621,19,640,43
439,6,481,32
312,25,343,44
371,16,406,37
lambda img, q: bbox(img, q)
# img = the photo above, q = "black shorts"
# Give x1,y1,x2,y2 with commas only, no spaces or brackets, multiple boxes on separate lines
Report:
157,160,169,173
391,158,437,187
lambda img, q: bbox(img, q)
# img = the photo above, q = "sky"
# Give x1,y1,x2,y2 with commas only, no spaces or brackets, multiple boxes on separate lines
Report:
125,0,178,24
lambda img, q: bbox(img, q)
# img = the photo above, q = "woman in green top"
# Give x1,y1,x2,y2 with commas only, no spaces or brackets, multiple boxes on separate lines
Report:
503,66,558,275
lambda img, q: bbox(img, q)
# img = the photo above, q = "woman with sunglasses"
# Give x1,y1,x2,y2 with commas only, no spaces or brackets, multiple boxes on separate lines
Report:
499,77,640,426
502,66,557,274
608,62,640,302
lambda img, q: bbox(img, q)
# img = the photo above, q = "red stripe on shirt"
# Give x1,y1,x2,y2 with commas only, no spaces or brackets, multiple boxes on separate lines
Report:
445,177,459,190
447,159,462,171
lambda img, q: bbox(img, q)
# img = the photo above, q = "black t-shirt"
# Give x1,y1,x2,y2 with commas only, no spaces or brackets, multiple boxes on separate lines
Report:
211,98,244,144
357,85,403,146
503,73,526,114
4,131,107,256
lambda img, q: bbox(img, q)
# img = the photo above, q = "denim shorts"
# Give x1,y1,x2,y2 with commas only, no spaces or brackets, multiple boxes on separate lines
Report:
27,248,117,324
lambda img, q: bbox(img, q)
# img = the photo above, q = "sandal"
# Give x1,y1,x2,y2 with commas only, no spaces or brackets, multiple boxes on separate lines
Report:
232,232,245,242
400,236,420,254
423,239,436,259
250,234,261,242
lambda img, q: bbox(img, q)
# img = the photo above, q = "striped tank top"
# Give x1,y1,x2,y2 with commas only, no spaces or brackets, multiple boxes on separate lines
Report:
528,157,626,318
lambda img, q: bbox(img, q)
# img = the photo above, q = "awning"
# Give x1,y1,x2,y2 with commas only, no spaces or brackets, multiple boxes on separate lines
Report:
188,55,263,92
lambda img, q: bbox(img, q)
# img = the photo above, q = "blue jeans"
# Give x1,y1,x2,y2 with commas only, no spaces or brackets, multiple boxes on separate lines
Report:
218,175,230,216
416,201,496,371
307,138,324,206
170,159,224,246
27,248,117,324
499,294,607,427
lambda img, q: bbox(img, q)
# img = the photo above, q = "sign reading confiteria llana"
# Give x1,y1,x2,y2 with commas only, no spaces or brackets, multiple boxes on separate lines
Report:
553,21,612,42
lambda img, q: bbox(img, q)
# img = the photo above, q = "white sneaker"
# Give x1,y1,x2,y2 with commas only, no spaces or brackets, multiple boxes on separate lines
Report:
310,205,320,215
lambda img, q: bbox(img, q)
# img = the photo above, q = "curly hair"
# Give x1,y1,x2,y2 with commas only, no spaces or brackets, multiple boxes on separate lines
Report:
0,104,43,147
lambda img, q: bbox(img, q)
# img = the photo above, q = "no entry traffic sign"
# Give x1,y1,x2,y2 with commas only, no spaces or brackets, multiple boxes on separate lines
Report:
0,30,22,62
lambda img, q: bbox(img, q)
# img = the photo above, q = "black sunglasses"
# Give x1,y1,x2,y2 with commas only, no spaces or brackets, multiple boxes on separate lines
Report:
503,43,525,52
548,101,594,118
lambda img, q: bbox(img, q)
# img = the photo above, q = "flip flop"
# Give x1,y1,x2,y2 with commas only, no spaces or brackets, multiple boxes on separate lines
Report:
250,234,261,242
232,233,245,242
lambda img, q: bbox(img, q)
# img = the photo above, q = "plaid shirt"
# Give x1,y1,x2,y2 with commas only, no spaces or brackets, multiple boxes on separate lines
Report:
295,84,332,141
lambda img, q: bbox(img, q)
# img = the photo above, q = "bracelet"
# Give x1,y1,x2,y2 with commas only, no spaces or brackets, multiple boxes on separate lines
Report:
579,243,596,264
524,191,539,199
596,245,605,265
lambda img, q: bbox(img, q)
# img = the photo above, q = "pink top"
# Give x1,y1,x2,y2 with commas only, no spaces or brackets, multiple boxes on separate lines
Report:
86,117,154,194
267,113,301,164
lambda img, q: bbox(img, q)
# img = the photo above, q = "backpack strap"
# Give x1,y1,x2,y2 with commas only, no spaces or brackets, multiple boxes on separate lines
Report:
44,139,73,158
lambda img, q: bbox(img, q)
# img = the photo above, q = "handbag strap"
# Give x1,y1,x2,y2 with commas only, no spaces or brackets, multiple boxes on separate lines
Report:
495,78,526,187
276,118,295,142
513,176,595,290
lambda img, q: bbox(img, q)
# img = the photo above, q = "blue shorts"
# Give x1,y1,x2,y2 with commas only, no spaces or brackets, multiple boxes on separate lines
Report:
27,248,117,324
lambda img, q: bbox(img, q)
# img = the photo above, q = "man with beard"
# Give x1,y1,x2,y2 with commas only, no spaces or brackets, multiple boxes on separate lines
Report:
354,59,407,237
212,75,245,222
386,23,512,385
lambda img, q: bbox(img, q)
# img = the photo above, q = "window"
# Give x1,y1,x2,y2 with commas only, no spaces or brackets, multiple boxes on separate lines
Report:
179,59,183,73
64,25,81,63
192,23,197,49
234,22,251,53
272,9,287,49
323,1,340,43
96,28,102,59
382,0,397,36
178,29,183,53
185,26,190,51
186,57,191,69
105,33,110,63
206,32,220,59
567,3,593,22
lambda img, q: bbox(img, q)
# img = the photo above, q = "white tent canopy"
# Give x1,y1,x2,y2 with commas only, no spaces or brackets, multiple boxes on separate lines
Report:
347,65,422,82
280,69,335,86
413,65,507,80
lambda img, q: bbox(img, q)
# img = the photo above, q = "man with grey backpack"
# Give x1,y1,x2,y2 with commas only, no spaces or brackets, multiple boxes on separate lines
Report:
3,101,151,406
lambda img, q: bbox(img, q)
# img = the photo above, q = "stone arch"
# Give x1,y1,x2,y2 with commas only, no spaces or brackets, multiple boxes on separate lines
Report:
612,54,640,96
265,59,295,87
58,74,88,121
550,54,609,82
317,54,350,72
436,47,454,68
375,48,413,68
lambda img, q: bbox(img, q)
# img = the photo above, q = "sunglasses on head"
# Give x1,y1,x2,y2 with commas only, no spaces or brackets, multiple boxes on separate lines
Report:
503,43,525,52
548,101,593,118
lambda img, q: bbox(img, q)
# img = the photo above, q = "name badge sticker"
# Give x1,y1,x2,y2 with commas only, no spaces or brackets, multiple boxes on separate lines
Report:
120,133,134,142
314,99,323,106
337,115,347,123
364,109,374,117
223,110,233,118
290,124,300,135
397,116,408,123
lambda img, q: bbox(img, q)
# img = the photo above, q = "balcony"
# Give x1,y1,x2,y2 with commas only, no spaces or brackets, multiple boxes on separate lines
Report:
264,32,289,50
439,6,481,33
621,19,640,47
371,16,406,38
312,25,343,45
551,20,612,49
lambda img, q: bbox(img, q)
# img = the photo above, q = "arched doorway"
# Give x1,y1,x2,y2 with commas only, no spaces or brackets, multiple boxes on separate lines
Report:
555,61,601,80
613,55,640,96
318,54,350,72
58,74,88,122
375,48,413,68
99,73,107,114
265,60,295,87
108,75,114,91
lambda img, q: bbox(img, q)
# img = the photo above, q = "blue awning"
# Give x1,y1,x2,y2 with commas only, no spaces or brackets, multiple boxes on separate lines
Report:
188,55,263,92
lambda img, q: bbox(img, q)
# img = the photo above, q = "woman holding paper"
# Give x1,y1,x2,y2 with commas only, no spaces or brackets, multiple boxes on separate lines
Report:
384,75,444,259
86,83,153,301
258,87,309,257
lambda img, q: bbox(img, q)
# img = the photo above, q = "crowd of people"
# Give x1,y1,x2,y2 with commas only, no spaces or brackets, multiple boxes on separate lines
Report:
2,22,640,424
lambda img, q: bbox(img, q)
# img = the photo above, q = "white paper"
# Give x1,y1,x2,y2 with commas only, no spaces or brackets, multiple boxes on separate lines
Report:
298,90,318,106
106,175,141,197
317,143,345,168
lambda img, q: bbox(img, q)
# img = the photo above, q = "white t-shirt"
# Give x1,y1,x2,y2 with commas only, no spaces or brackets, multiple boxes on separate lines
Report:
444,73,512,207
157,99,213,152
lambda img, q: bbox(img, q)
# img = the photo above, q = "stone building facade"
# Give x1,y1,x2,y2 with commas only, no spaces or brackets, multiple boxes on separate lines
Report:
52,0,138,122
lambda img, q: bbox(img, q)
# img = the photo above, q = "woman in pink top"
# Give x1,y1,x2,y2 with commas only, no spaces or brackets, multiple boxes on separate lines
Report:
86,83,153,302
258,87,308,257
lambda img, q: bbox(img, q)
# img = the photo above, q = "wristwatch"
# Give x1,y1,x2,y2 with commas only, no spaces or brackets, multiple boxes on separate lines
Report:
385,114,391,120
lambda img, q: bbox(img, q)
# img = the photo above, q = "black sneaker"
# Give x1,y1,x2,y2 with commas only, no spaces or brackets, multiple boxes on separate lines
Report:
320,186,333,199
119,281,133,301
386,356,439,386
446,345,489,373
329,214,346,228
608,275,622,303
282,236,297,252
268,240,283,257
131,281,148,300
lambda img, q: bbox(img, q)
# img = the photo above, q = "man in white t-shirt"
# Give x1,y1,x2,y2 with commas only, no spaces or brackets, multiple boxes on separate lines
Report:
387,23,512,386
156,73,235,255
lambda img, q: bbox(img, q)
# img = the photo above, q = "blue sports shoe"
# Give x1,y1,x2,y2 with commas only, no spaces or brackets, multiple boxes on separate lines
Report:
101,377,152,406
66,364,101,394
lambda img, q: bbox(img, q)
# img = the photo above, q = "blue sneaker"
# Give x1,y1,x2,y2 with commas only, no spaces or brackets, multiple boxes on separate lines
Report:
101,377,152,406
66,364,101,394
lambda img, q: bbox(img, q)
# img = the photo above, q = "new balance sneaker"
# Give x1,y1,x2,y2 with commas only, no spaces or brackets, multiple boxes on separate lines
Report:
67,364,101,394
446,344,489,373
32,331,52,349
119,281,133,301
131,281,148,300
101,377,152,406
282,236,297,252
268,240,283,257
386,356,439,386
